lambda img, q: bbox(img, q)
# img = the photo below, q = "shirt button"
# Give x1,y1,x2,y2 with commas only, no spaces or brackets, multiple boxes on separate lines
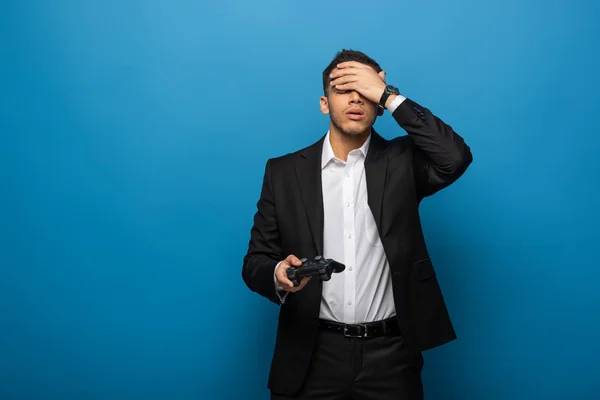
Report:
348,301,352,305
348,266,353,271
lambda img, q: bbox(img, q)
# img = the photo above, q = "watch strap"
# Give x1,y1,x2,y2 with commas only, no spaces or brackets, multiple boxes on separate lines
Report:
379,85,399,108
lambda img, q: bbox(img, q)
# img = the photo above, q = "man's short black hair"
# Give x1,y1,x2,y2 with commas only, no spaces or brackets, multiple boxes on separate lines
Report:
322,49,383,95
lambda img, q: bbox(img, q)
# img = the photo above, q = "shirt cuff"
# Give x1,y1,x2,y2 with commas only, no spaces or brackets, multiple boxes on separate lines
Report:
274,261,289,304
386,94,407,114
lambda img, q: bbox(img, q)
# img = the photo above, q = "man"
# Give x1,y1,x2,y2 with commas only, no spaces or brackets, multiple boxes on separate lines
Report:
242,49,473,399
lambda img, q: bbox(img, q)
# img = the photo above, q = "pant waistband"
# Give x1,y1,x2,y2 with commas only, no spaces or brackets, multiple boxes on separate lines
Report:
318,316,400,338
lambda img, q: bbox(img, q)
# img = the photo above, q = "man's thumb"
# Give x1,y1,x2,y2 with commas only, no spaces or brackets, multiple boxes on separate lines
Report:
288,255,302,266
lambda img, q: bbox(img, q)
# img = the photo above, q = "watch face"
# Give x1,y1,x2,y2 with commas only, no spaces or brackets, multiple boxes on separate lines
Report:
388,85,400,95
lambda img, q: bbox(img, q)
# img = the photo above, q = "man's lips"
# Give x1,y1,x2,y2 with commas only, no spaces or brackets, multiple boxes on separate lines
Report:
346,108,365,121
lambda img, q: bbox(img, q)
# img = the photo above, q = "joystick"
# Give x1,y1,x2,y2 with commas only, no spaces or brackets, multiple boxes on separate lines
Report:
286,255,345,287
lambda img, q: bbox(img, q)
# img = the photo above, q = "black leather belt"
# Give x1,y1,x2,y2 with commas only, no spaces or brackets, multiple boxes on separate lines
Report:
318,317,400,338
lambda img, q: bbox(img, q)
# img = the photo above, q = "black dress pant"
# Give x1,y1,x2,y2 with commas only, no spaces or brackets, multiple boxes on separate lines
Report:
271,328,424,400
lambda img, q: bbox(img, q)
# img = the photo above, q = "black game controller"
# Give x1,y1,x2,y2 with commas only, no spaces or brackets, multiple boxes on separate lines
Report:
286,255,345,287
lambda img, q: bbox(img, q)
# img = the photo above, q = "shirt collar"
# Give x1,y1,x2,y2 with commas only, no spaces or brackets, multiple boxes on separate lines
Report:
321,130,371,169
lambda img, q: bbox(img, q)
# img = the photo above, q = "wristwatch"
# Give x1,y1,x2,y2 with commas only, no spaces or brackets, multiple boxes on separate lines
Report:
379,85,400,108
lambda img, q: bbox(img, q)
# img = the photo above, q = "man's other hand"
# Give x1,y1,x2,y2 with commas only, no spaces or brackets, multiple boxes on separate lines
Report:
276,254,311,292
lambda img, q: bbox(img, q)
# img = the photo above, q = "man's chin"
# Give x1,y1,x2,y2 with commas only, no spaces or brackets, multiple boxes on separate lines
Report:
331,115,373,137
341,129,368,137
341,122,371,137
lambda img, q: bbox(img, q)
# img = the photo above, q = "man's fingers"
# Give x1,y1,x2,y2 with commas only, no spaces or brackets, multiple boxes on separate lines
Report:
275,260,293,288
278,255,312,292
286,254,302,267
330,67,360,79
333,82,356,92
276,270,311,292
299,276,311,287
287,276,311,292
336,61,369,70
296,276,310,288
330,75,358,87
278,275,294,289
276,255,303,289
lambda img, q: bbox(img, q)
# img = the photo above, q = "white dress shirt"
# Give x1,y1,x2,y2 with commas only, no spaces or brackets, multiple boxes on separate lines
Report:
275,95,407,324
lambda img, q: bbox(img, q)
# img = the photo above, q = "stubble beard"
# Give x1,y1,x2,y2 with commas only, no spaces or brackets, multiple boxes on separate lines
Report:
330,112,373,138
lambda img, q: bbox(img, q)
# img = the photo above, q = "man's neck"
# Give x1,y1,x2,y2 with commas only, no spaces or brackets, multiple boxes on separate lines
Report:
328,127,370,162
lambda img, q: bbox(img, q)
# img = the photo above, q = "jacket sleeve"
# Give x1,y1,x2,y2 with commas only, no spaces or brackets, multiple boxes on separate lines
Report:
242,158,284,305
391,98,473,200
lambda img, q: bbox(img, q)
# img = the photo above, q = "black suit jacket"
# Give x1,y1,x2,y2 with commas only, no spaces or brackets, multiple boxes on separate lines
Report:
242,97,473,396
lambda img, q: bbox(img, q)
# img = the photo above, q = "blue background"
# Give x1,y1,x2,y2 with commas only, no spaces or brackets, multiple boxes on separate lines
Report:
1,0,599,399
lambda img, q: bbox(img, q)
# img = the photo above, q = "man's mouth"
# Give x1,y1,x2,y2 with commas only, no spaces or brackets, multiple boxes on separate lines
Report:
346,109,365,121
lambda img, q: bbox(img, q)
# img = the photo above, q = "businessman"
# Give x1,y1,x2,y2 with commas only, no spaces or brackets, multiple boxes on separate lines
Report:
242,49,473,399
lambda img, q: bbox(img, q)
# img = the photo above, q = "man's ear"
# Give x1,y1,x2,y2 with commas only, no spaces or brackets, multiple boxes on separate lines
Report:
320,95,330,115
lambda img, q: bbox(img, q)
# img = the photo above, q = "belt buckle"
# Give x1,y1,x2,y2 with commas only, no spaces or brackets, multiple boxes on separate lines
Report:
344,324,367,338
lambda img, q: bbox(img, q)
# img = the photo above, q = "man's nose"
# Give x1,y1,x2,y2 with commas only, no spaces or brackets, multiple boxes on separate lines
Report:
349,90,363,103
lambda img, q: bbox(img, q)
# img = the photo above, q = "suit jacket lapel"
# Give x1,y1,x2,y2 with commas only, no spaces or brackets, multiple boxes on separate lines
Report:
295,130,388,255
295,136,325,256
365,130,388,231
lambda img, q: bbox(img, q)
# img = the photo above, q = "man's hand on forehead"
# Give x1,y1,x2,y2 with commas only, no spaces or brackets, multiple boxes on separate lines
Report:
329,61,389,104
